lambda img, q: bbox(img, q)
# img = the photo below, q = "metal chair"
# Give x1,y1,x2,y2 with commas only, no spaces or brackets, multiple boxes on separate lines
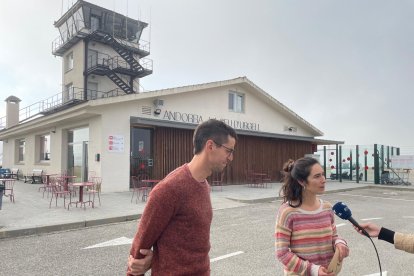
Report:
131,174,150,203
49,177,72,209
3,179,16,203
211,171,224,191
87,177,102,207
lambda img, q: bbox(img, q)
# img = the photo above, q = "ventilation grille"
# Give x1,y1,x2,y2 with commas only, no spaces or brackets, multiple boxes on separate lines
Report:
141,106,152,115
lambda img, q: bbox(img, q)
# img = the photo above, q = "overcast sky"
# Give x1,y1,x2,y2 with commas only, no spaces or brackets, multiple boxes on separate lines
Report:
1,0,414,153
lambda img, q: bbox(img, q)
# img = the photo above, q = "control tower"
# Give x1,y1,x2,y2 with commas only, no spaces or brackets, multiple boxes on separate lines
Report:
52,0,152,102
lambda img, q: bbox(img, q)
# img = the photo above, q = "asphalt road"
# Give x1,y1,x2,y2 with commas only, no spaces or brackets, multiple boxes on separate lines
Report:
1,187,414,275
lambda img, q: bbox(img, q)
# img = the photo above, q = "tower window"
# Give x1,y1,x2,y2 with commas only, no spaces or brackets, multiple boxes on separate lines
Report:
65,52,73,72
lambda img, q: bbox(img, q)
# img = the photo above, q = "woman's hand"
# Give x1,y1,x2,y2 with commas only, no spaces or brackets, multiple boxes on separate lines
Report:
335,243,349,262
318,266,335,276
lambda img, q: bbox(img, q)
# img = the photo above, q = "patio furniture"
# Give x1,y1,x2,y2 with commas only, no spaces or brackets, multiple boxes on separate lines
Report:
49,178,72,209
24,169,44,184
10,168,20,180
87,176,102,207
211,171,224,191
68,182,94,210
131,174,151,203
3,179,16,203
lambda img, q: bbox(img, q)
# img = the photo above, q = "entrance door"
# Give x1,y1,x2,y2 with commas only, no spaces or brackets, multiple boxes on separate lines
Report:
68,128,89,182
130,127,153,187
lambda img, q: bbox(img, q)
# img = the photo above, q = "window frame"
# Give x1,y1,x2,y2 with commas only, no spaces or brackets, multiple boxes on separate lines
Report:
65,52,74,72
38,134,51,162
228,90,245,113
16,138,25,163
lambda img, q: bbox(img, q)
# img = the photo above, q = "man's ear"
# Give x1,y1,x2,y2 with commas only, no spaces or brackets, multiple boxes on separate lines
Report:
206,139,214,151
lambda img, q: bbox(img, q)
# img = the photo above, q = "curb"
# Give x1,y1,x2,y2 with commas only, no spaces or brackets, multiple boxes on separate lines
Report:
0,213,141,240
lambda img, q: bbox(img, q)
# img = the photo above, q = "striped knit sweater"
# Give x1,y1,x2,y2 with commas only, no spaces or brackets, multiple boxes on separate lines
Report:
275,199,346,276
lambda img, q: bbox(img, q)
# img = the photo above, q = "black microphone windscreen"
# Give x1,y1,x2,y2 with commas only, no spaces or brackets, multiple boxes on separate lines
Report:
332,202,352,220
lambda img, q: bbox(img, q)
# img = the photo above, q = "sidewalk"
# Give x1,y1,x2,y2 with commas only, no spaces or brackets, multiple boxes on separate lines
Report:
0,179,399,239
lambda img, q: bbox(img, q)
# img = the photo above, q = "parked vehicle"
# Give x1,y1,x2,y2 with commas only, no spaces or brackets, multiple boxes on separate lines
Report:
330,163,363,180
0,168,11,178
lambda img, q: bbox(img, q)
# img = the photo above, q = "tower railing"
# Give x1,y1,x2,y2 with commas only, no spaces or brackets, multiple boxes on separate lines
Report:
52,20,150,56
0,87,129,130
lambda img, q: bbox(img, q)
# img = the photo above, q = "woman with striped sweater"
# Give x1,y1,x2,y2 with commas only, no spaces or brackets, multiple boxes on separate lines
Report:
275,157,349,276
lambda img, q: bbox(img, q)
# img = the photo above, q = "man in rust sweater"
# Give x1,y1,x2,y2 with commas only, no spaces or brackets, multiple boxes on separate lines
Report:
127,119,237,275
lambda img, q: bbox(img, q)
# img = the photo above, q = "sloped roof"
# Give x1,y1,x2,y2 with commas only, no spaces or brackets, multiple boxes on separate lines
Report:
116,76,324,136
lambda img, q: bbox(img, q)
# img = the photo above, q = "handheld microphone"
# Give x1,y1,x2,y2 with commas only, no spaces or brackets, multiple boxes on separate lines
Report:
332,202,370,237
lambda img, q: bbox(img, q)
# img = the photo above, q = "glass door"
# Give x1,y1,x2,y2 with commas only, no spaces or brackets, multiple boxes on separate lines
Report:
68,128,89,181
130,127,153,187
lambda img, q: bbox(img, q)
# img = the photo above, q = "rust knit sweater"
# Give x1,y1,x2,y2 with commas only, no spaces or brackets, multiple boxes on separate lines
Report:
129,164,213,276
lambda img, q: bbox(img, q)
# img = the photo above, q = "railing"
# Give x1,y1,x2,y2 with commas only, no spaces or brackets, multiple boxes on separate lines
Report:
0,87,129,130
87,51,153,73
52,20,150,56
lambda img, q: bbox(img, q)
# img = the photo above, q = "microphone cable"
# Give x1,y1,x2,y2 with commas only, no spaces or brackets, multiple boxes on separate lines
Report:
365,234,382,276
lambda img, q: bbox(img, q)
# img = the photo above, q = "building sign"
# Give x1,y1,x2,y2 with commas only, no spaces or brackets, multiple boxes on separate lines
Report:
391,155,414,169
161,110,260,131
108,135,124,153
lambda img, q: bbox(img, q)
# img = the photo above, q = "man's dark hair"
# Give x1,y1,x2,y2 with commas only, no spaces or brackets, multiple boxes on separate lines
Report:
193,119,237,154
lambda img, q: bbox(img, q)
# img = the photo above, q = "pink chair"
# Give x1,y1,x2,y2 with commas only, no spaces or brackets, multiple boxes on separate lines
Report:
211,171,224,191
87,177,102,207
3,179,15,203
131,174,150,203
38,175,53,198
49,177,72,209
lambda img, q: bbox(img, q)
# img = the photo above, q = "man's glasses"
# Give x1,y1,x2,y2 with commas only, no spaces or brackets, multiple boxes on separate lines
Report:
213,140,235,156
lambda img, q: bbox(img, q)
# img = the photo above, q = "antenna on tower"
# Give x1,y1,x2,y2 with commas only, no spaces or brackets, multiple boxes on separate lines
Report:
149,6,152,45
126,0,128,39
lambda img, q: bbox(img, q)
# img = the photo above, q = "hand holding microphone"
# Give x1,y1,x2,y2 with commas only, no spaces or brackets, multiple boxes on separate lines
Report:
353,222,381,238
332,202,370,237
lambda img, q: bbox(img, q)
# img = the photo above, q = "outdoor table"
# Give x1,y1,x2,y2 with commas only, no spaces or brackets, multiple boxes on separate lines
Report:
140,179,161,201
251,173,267,188
68,182,94,210
44,174,57,186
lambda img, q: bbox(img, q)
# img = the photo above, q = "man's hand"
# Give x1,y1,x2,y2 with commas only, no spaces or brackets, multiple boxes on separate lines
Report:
127,249,153,275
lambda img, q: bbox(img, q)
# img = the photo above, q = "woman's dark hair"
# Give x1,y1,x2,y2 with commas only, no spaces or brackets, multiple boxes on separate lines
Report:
279,157,320,207
193,119,238,154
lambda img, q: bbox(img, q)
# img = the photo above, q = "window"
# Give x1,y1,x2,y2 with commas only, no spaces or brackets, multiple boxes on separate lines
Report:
65,52,73,72
39,134,51,161
17,139,25,162
66,83,74,101
228,91,245,113
91,15,100,32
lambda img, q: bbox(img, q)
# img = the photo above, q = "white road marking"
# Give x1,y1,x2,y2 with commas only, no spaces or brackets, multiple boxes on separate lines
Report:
336,223,347,227
82,237,133,249
83,238,244,264
363,272,387,276
361,217,383,221
338,193,414,202
210,251,244,263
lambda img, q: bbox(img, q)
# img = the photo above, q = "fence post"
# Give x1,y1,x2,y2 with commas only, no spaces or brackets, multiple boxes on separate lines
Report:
374,144,380,184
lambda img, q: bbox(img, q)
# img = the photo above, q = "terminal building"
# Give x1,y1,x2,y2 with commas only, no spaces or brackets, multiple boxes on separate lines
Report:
0,0,339,192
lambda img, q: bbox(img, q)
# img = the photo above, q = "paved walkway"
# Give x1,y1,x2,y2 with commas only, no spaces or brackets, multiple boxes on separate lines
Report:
0,179,409,239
